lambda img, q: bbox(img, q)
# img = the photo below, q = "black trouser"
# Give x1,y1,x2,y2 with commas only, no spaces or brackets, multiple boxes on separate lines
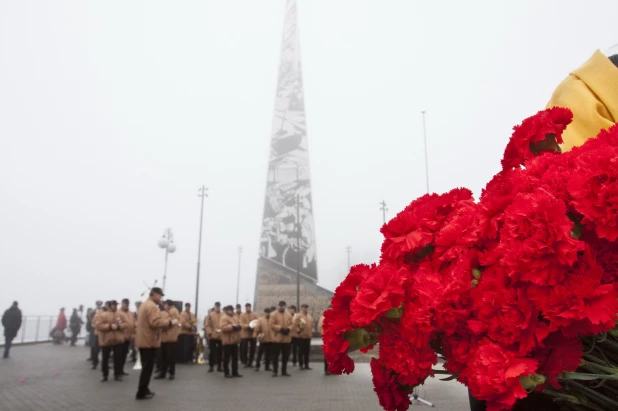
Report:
90,334,100,366
120,340,130,371
177,334,192,363
3,336,15,358
255,341,271,369
101,344,123,378
137,348,157,395
299,338,310,367
208,339,222,369
240,338,257,366
130,339,136,362
159,341,176,376
222,344,238,376
291,337,299,365
70,327,80,346
271,342,291,374
324,359,328,373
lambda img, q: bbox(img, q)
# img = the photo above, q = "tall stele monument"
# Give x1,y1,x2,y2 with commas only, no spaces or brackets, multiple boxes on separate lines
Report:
254,0,332,323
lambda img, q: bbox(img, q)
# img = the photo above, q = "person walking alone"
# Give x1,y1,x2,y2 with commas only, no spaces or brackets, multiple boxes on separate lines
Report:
2,302,22,359
69,308,83,346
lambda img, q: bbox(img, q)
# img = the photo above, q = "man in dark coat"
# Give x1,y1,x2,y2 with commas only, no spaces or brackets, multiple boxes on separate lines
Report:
69,308,83,346
2,301,22,358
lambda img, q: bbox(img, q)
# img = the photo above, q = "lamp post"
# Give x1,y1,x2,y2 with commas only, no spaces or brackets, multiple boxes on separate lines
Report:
346,246,352,270
158,228,177,293
422,111,430,194
236,246,243,306
195,186,208,318
380,200,388,224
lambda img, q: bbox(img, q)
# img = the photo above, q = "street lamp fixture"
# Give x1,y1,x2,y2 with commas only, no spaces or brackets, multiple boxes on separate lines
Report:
158,228,176,293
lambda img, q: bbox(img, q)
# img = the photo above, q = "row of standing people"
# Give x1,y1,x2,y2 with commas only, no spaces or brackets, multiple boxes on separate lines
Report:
86,288,198,400
204,300,317,378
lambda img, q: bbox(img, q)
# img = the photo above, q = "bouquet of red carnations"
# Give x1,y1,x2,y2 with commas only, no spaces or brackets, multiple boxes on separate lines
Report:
322,107,618,411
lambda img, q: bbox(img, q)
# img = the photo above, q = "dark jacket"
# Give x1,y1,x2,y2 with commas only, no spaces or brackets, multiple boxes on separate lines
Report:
70,312,83,330
2,306,22,339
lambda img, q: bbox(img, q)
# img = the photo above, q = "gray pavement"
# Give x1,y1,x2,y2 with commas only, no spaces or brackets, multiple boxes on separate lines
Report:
0,343,470,411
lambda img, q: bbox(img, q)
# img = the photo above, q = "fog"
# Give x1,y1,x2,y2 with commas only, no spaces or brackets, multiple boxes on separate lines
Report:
1,0,617,317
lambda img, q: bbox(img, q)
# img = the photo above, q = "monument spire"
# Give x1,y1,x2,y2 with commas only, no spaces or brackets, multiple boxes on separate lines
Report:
254,0,329,312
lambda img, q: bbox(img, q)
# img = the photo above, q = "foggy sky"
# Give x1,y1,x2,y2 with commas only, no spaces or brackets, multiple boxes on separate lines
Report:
1,0,617,318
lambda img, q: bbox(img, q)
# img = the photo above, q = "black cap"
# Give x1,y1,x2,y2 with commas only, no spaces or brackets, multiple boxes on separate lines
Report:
165,299,174,306
224,305,234,311
278,301,286,307
122,298,129,304
289,305,296,310
235,304,241,309
185,302,191,307
245,303,251,307
264,308,271,313
214,302,221,307
108,300,118,306
301,304,308,308
270,306,276,312
151,287,164,296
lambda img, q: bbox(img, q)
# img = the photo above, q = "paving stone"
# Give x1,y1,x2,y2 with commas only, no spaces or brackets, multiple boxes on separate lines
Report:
0,343,470,411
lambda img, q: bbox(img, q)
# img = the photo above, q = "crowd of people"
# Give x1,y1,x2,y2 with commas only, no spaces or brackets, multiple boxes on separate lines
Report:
2,289,329,401
204,300,325,378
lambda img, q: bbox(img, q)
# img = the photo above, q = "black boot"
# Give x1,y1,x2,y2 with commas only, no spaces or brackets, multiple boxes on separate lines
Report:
154,373,166,380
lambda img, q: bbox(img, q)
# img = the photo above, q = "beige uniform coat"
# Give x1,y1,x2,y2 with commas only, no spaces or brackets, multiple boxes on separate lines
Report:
135,298,171,349
161,307,181,343
295,313,314,339
289,313,299,338
205,310,222,340
253,316,273,343
94,310,129,347
179,310,197,335
239,311,259,339
219,312,241,346
269,310,293,344
120,309,135,341
318,315,325,335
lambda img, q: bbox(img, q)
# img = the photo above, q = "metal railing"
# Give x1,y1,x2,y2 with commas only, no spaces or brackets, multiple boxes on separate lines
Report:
0,315,58,345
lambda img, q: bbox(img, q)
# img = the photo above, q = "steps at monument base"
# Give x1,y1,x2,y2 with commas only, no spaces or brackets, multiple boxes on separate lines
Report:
309,340,375,363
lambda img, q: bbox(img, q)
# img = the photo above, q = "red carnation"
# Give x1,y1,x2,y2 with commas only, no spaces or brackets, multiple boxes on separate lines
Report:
478,169,527,240
379,321,437,388
350,263,410,327
568,145,618,241
322,308,355,375
442,332,480,378
535,333,583,389
380,188,474,267
468,272,546,354
370,359,412,411
462,339,538,411
501,107,572,171
489,189,584,285
528,247,618,336
331,263,374,312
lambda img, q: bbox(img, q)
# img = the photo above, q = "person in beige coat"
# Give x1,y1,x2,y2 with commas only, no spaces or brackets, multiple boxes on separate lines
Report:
220,305,242,378
119,298,135,375
239,303,259,368
288,305,299,367
178,302,197,363
205,302,223,372
156,300,181,380
135,287,177,400
295,304,314,371
254,307,273,372
269,300,293,377
94,300,129,382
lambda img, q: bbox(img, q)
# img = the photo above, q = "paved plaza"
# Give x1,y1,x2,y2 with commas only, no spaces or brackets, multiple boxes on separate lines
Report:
0,344,470,411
